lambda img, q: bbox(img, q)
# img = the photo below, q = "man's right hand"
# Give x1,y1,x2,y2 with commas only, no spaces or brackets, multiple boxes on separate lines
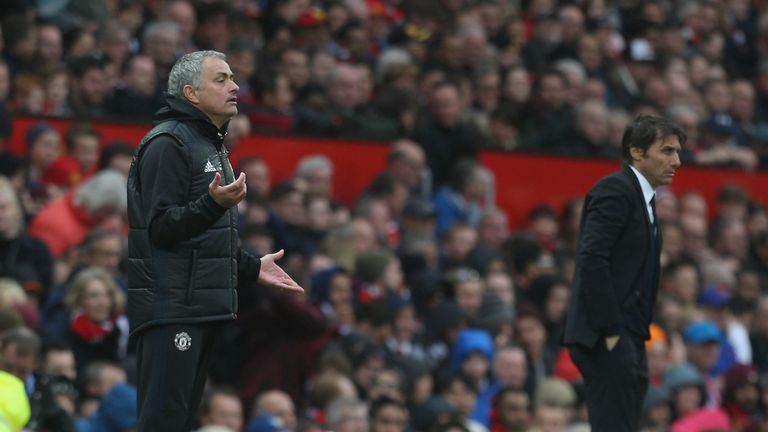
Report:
209,172,246,208
605,335,620,351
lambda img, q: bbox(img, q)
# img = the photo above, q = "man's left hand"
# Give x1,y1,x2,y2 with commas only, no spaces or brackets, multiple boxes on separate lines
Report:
258,249,304,293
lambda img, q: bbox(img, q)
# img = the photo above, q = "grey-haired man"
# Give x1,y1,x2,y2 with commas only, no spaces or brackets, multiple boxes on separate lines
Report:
127,50,303,431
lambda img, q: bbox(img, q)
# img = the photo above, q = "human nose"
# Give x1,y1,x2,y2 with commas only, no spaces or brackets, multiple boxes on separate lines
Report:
672,152,681,167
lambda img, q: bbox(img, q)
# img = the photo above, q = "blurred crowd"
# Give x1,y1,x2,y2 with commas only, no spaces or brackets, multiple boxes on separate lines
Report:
0,0,766,171
0,0,768,432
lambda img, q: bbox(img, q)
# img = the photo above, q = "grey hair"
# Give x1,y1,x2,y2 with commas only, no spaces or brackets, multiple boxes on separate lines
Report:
326,398,366,427
167,50,226,97
375,47,412,82
0,175,22,237
74,169,127,215
142,20,180,45
296,155,333,178
554,58,586,84
667,103,699,122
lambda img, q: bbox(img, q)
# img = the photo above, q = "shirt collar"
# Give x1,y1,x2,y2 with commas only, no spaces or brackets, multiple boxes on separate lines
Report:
629,165,656,205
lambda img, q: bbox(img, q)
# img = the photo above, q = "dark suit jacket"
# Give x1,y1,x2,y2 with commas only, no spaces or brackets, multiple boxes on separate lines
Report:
563,166,662,348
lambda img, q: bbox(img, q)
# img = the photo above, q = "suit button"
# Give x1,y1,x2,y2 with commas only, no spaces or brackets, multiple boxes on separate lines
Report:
635,291,640,297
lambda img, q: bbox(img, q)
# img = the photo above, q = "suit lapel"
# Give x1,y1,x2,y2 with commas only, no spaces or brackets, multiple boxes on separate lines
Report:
621,167,652,240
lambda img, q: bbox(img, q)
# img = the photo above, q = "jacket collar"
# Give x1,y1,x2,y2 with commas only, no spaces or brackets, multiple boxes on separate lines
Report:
153,95,229,147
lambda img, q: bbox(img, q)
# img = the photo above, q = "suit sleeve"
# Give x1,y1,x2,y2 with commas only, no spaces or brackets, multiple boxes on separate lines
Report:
576,179,630,334
140,135,228,249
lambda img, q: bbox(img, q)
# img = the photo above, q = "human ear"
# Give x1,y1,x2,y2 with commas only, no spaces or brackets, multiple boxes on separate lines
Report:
182,85,199,104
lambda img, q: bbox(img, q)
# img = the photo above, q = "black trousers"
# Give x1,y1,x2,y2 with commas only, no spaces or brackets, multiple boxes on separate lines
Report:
135,323,221,432
569,333,649,432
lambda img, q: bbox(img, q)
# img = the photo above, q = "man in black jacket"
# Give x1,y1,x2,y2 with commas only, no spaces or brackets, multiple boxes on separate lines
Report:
127,50,303,432
563,115,685,431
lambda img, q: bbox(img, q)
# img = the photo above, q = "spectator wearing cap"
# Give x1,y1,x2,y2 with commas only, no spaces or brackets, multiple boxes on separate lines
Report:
721,364,761,430
401,196,438,242
475,289,515,348
662,363,707,423
640,386,672,432
450,327,493,388
698,284,749,370
25,123,62,204
683,320,726,406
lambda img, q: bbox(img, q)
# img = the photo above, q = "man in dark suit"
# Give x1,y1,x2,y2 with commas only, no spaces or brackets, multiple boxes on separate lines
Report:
563,115,685,431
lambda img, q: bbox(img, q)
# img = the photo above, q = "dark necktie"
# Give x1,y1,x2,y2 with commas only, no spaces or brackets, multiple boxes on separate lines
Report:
650,195,658,236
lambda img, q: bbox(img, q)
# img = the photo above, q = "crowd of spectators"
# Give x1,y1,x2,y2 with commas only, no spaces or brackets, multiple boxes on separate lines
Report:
0,1,767,432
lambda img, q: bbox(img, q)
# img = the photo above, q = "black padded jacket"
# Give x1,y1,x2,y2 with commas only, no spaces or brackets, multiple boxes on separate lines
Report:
126,95,260,336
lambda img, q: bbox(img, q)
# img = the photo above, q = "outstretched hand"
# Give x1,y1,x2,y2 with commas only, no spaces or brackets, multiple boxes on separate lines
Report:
209,172,247,208
258,249,304,293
